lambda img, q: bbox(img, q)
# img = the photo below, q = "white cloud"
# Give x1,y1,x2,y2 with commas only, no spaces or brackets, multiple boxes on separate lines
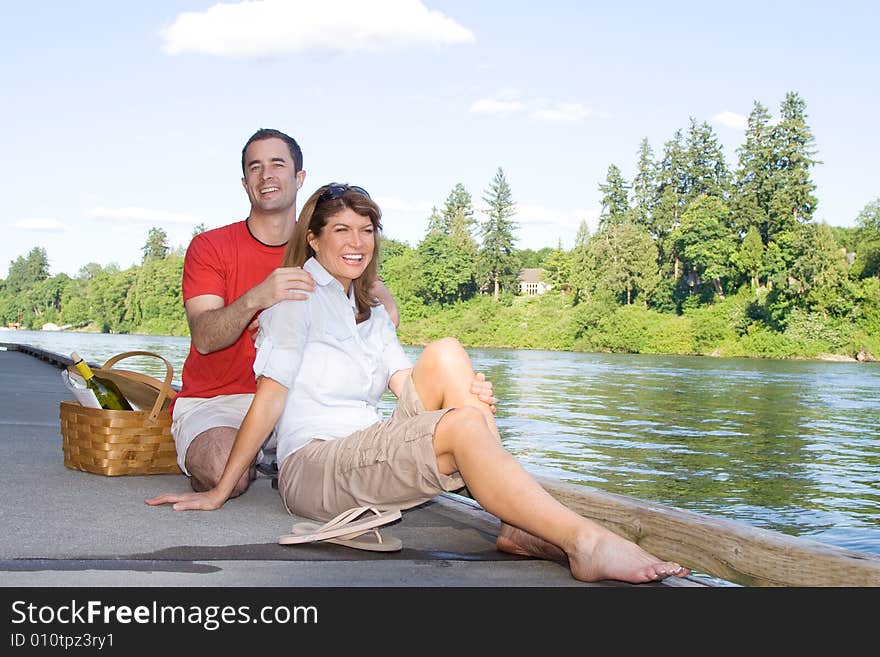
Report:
712,111,748,130
160,0,475,57
15,218,65,231
470,98,526,115
470,95,597,122
87,207,203,225
530,103,592,122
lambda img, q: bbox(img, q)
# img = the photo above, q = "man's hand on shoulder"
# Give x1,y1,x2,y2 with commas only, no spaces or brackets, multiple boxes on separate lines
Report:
253,267,316,309
371,279,399,327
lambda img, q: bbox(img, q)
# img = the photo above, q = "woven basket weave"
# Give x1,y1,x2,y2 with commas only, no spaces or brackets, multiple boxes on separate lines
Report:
59,351,180,476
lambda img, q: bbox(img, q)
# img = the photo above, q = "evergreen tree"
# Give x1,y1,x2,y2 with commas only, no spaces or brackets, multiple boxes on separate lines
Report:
142,227,170,262
630,138,656,229
733,101,775,241
682,117,730,203
442,183,475,235
653,130,687,278
478,167,519,301
191,223,207,240
598,163,630,229
769,91,820,229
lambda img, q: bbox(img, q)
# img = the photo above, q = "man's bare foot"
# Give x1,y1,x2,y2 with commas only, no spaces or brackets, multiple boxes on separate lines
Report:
497,522,568,564
496,522,690,584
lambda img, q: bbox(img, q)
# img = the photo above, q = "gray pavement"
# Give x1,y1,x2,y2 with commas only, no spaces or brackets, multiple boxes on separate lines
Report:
1,346,634,588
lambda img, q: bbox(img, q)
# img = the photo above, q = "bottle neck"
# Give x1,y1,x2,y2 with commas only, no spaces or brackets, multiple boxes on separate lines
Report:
73,360,95,381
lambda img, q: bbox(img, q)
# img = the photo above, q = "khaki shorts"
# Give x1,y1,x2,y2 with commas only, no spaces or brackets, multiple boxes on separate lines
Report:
171,394,275,475
278,375,465,521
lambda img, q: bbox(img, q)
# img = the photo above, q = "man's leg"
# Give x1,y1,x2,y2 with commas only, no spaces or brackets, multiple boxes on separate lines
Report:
184,427,256,496
171,395,260,497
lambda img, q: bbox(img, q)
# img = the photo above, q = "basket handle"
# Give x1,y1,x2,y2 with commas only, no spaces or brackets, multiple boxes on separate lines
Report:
101,351,174,423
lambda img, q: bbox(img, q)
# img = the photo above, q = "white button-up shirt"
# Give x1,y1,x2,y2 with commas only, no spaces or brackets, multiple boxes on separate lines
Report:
253,257,412,465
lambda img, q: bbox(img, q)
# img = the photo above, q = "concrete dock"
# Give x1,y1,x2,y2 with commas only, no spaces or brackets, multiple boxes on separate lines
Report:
2,344,693,588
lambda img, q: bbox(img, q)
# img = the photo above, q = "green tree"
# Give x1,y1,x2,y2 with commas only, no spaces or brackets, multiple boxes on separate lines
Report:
142,227,170,262
675,195,738,299
5,246,50,295
589,223,659,305
736,226,765,290
416,231,477,305
127,255,186,334
653,130,687,278
852,198,880,279
732,101,774,241
856,197,880,237
790,223,849,316
682,117,730,203
378,240,426,320
516,246,554,269
768,92,820,230
478,167,519,301
598,163,630,228
541,240,572,292
630,138,656,229
424,206,444,235
442,183,475,235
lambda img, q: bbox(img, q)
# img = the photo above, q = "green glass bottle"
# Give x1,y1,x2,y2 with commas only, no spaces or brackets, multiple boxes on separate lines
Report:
70,352,133,411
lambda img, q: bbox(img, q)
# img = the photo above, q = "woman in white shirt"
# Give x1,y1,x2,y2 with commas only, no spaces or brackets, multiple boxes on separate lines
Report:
148,183,689,584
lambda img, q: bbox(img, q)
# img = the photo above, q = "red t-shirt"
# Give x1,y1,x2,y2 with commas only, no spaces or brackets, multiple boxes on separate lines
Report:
173,220,286,410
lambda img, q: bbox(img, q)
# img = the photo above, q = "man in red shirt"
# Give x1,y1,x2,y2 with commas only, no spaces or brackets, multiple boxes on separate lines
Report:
172,128,494,497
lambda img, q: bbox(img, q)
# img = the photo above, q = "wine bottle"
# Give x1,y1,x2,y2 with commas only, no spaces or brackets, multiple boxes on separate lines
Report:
70,352,133,411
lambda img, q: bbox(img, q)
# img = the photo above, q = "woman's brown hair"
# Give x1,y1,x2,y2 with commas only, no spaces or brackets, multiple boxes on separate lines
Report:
282,183,382,322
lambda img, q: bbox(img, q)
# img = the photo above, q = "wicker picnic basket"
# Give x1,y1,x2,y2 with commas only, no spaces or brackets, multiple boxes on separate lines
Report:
59,350,181,476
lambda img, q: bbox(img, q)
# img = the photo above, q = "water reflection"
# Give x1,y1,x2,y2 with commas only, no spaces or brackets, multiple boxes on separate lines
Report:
6,330,879,556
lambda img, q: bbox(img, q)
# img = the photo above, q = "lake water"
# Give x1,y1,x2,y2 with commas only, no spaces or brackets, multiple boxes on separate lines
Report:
5,328,879,558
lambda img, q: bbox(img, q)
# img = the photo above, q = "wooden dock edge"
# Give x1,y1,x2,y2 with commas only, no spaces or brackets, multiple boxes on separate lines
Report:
537,476,880,587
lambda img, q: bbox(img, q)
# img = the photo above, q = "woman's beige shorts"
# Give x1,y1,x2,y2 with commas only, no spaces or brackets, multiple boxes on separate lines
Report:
278,375,465,521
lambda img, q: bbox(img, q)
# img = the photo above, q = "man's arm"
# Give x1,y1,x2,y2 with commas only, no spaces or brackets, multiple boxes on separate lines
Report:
187,267,315,354
370,279,399,328
146,376,288,511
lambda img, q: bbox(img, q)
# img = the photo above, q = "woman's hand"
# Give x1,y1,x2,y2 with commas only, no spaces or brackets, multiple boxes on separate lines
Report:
145,489,227,512
471,372,497,414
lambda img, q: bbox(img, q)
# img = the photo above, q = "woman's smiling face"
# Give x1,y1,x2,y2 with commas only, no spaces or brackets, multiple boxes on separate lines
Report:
308,207,375,292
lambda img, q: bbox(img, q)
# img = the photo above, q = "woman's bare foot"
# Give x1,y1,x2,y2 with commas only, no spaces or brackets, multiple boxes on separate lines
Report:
497,522,690,584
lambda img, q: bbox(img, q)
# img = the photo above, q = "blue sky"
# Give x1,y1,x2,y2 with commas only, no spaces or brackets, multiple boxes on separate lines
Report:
2,0,877,278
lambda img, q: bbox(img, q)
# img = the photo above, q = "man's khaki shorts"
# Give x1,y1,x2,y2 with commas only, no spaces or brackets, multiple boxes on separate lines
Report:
278,375,465,522
171,394,273,475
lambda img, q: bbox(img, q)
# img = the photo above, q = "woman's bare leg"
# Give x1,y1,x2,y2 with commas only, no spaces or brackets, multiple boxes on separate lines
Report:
412,337,499,438
411,338,689,584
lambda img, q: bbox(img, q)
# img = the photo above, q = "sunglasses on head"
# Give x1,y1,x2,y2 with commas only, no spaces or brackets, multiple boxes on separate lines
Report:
318,183,371,203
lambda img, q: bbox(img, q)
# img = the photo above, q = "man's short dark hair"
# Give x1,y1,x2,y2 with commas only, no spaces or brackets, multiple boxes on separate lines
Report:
241,128,303,174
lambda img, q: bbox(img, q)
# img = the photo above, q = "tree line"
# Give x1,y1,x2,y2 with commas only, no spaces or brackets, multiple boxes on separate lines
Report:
2,91,879,360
